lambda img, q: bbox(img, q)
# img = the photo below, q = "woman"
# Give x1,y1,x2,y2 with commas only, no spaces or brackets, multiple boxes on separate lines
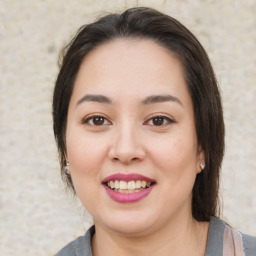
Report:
53,7,255,256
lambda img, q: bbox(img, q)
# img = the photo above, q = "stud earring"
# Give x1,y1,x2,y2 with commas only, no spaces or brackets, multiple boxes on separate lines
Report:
200,163,205,170
64,162,70,175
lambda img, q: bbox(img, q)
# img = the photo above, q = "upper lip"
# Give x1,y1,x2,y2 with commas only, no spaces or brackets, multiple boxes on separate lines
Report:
102,173,155,183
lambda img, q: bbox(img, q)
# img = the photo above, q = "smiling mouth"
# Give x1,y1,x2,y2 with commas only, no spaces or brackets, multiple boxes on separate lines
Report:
105,180,154,194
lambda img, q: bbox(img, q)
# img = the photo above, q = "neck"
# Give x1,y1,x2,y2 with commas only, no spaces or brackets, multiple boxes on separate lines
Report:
92,215,209,256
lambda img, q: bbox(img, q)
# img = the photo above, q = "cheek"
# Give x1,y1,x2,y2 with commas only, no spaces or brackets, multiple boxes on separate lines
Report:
150,135,199,205
151,134,197,161
148,132,198,176
65,132,107,209
66,130,108,175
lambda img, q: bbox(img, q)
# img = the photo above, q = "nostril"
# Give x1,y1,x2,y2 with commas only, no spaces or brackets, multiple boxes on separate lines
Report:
111,157,139,165
124,157,139,165
108,138,146,164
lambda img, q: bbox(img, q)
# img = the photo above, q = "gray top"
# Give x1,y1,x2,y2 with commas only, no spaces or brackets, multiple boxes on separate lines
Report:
55,217,256,256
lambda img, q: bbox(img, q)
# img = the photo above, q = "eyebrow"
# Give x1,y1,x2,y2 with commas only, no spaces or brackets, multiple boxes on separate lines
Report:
76,94,182,106
141,94,182,106
76,94,112,106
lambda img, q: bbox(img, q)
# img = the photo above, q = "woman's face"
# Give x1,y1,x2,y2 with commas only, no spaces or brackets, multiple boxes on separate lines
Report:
66,39,205,235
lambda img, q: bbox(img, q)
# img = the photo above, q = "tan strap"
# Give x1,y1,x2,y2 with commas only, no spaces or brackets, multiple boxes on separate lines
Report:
223,225,245,256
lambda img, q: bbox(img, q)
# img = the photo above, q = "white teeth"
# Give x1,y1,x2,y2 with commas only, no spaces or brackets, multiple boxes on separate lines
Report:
120,180,128,189
107,180,152,191
128,181,136,190
109,181,115,189
115,180,120,189
135,180,141,188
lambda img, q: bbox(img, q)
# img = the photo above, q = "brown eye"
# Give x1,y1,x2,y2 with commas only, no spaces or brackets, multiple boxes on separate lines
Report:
152,117,164,126
146,115,174,126
82,115,111,126
92,116,105,125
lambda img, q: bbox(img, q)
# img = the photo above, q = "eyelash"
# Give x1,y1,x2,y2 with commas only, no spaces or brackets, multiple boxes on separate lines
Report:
144,115,175,127
82,113,174,128
82,114,111,126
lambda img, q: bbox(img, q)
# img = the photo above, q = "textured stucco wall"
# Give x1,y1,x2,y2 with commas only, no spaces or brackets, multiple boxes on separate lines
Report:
0,0,255,255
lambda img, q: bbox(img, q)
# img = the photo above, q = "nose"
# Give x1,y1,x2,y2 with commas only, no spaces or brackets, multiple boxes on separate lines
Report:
108,123,146,165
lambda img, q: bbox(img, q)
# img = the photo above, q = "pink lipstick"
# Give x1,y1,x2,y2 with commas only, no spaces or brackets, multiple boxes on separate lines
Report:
102,173,156,203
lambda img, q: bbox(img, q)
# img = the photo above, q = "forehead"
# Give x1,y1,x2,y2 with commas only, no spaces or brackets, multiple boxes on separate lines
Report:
79,38,181,76
70,38,191,107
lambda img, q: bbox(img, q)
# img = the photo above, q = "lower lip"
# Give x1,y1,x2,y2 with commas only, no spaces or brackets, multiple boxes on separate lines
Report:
104,185,155,203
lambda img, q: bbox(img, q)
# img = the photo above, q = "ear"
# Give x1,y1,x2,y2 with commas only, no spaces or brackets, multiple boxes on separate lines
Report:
64,152,69,165
196,145,205,174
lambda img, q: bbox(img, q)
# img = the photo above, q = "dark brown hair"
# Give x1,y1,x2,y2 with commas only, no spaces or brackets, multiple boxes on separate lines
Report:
53,7,225,221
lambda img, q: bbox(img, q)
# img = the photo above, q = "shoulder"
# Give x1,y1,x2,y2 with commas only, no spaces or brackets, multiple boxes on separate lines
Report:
241,233,256,256
55,226,95,256
206,217,256,256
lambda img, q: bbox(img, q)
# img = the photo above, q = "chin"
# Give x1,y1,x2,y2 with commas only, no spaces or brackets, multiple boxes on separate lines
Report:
106,222,153,236
96,211,157,236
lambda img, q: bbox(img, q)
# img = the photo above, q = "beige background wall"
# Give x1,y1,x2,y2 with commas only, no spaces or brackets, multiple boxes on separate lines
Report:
0,0,255,255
